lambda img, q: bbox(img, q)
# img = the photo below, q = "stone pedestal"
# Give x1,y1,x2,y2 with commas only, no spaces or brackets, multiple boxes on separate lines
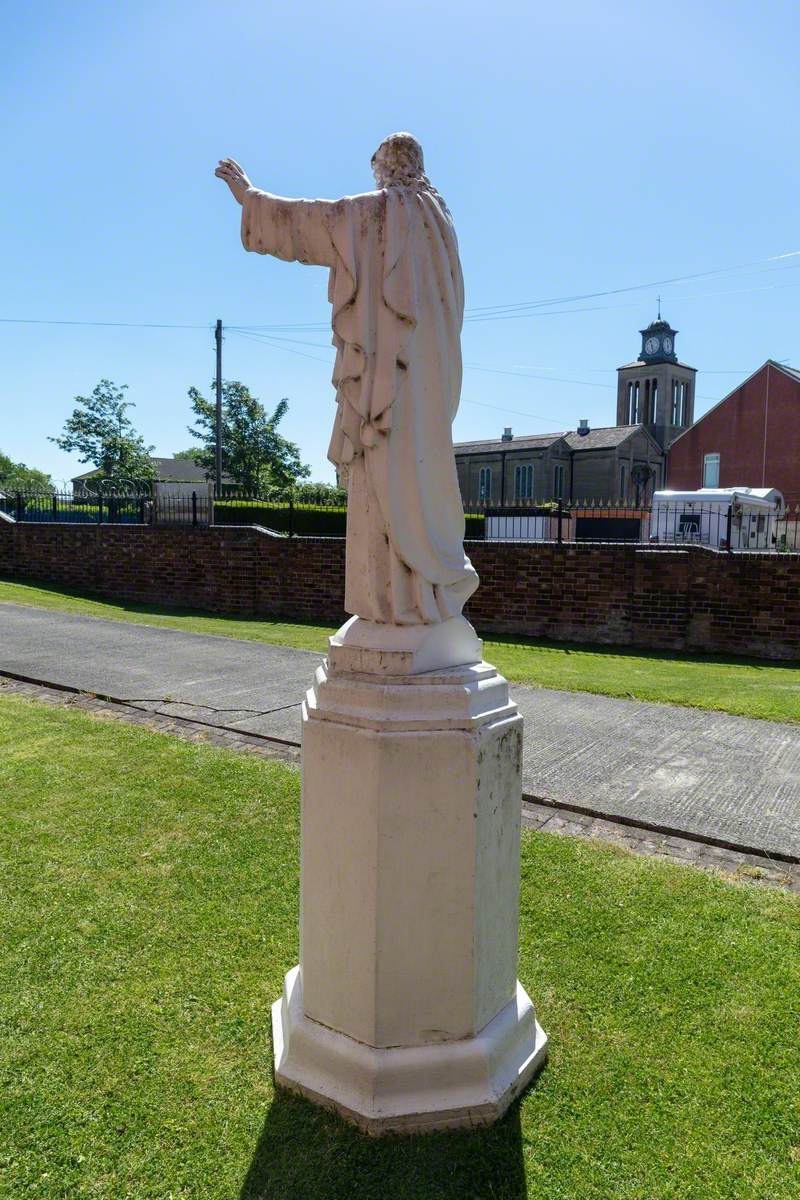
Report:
272,615,547,1134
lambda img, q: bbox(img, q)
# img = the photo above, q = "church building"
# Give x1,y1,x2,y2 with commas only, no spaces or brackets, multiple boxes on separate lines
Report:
454,315,693,506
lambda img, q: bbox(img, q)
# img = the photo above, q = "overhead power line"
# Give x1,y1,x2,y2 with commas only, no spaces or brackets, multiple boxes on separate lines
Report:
228,327,334,364
463,252,800,316
465,363,615,389
3,249,799,335
460,398,571,426
0,317,211,330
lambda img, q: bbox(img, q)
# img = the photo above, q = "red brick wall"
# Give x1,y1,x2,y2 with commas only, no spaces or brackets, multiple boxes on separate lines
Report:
1,522,799,660
667,363,800,505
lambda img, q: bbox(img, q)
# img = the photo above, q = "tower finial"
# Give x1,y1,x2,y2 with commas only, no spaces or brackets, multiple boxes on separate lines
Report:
657,294,661,320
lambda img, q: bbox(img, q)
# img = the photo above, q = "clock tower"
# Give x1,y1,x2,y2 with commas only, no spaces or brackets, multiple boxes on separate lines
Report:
616,312,696,448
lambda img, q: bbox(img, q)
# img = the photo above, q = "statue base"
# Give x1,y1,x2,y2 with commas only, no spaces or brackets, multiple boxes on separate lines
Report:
272,616,547,1134
328,613,483,676
272,967,547,1135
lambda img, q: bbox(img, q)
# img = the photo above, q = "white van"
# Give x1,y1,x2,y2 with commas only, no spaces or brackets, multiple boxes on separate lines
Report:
650,487,784,550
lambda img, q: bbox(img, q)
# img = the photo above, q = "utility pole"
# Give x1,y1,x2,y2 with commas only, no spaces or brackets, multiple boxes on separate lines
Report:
214,319,223,495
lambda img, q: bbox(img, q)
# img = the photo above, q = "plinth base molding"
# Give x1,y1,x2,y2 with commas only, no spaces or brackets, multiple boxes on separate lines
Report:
272,966,548,1135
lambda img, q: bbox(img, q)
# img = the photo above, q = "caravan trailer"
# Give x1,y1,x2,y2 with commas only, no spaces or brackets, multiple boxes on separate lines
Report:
650,488,784,550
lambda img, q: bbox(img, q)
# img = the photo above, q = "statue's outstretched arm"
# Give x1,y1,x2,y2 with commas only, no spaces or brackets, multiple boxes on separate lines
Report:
216,156,348,268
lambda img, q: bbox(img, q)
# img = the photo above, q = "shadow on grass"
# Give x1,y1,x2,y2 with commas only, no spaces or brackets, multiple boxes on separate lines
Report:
239,1089,528,1200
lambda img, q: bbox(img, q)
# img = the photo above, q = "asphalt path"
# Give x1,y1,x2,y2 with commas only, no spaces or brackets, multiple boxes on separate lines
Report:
2,601,799,858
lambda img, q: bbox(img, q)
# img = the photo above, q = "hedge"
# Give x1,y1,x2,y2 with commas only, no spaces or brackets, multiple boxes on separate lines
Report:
214,500,485,539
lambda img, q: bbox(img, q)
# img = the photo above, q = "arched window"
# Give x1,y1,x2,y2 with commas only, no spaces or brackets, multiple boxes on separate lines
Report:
514,463,533,501
671,380,691,425
478,466,492,502
628,381,641,423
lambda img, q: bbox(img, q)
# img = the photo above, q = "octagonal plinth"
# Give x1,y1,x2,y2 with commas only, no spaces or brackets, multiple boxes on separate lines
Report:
272,618,547,1132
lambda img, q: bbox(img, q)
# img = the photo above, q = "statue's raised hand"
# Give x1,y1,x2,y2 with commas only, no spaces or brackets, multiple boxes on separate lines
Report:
215,158,252,205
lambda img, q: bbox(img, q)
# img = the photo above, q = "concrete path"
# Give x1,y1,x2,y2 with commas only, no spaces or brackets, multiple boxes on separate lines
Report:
2,601,799,859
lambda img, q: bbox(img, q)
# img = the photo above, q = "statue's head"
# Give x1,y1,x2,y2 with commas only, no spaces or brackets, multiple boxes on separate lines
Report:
371,133,426,188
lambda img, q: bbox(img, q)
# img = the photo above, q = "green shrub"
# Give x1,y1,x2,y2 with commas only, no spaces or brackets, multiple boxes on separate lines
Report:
214,500,346,536
214,500,485,539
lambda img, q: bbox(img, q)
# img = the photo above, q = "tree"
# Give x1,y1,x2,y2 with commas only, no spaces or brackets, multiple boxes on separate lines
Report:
0,451,53,492
292,480,348,505
186,381,310,492
49,380,155,487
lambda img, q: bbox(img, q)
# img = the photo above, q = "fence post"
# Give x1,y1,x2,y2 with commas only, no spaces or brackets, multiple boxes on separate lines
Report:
51,493,58,520
557,505,563,544
725,504,733,552
97,494,103,525
15,492,22,521
288,497,295,538
192,491,198,528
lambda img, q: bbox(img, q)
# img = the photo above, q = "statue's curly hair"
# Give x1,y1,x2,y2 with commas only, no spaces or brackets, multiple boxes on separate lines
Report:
371,132,451,219
371,132,428,185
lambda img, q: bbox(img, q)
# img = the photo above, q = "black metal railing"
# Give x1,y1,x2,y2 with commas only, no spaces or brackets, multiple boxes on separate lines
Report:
0,490,208,528
2,490,799,550
0,489,349,536
0,490,152,525
464,497,800,552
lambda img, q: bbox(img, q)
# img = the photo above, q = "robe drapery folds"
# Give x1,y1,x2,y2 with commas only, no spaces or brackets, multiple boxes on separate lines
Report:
241,185,479,624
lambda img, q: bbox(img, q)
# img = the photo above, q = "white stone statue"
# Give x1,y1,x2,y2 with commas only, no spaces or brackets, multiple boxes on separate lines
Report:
216,134,478,625
216,136,546,1135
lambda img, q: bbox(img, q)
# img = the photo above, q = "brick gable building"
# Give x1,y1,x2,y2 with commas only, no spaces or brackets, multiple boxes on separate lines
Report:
666,361,800,505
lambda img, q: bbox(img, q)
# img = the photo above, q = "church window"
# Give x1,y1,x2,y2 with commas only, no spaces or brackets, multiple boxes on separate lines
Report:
629,380,641,423
553,463,565,499
478,466,492,502
514,463,533,501
671,380,680,424
619,462,627,500
703,453,720,488
650,379,658,422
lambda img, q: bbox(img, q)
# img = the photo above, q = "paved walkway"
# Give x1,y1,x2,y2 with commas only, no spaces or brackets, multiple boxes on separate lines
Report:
2,602,799,859
3,674,797,892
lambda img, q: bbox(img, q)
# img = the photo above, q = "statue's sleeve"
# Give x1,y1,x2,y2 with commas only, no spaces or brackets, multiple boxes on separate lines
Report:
240,189,340,267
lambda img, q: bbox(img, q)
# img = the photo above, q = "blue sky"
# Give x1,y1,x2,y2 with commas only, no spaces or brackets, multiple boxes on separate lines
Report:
2,0,799,485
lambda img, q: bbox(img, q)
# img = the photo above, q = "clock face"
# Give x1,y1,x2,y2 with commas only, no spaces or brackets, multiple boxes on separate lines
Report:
662,336,673,354
644,336,660,355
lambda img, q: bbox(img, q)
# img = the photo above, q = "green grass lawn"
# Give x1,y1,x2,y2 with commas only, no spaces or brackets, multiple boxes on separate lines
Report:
1,692,798,1200
2,576,800,723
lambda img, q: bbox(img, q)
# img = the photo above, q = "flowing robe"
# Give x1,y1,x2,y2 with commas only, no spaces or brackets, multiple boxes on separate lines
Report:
241,184,478,625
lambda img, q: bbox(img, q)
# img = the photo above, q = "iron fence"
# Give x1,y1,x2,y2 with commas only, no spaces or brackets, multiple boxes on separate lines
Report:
2,490,799,550
468,497,800,552
0,490,152,525
0,489,349,536
0,490,214,528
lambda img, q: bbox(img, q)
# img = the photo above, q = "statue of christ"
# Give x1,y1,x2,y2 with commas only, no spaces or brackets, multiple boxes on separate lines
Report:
216,133,478,626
